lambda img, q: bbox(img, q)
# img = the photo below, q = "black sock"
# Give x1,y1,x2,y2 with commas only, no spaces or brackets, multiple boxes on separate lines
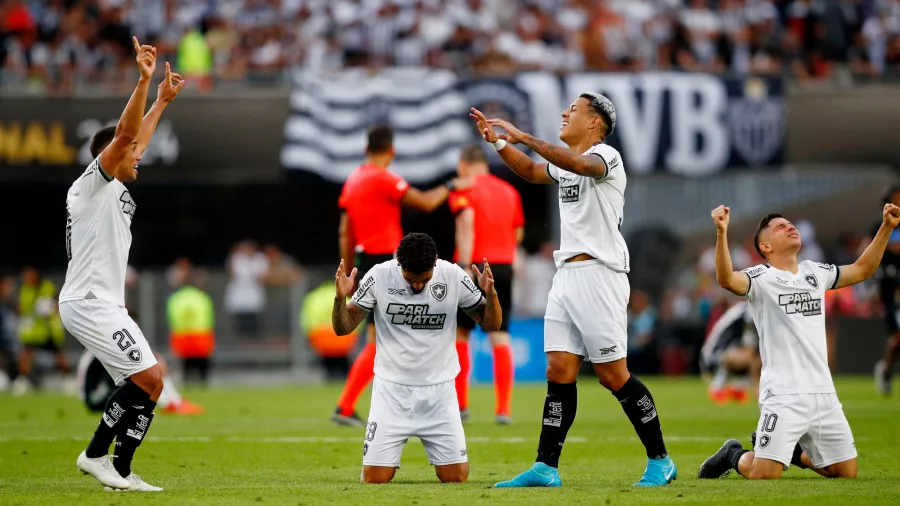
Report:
791,444,807,469
535,382,577,469
85,381,145,458
727,446,750,473
112,385,156,478
612,375,668,459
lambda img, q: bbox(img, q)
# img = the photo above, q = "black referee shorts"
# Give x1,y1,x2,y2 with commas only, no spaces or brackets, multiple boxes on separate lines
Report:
457,263,513,333
355,252,394,325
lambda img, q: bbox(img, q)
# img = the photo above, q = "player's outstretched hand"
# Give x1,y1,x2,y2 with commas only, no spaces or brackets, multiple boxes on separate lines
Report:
335,259,358,299
486,117,527,144
132,36,157,80
470,108,500,143
711,205,730,232
472,258,496,295
884,203,900,228
158,62,186,104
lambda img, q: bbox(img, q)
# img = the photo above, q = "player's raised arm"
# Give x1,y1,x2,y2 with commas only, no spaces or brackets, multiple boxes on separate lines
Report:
98,37,155,179
401,177,472,212
469,108,553,184
455,208,475,268
332,260,369,335
712,206,750,296
135,62,185,155
834,204,900,288
467,260,502,331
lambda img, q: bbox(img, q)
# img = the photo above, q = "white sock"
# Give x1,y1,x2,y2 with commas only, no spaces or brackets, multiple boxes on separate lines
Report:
710,368,728,390
157,375,182,407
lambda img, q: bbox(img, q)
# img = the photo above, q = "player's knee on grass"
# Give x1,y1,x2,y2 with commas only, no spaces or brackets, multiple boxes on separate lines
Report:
362,466,396,484
130,364,164,400
435,463,468,483
744,455,784,480
824,458,857,478
592,359,630,392
545,351,582,384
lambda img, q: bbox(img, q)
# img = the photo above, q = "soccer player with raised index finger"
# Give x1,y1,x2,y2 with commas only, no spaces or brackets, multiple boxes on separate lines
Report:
60,37,184,492
471,94,676,488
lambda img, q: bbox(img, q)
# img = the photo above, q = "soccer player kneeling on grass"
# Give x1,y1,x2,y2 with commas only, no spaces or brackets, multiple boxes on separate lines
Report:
698,203,900,480
332,233,502,483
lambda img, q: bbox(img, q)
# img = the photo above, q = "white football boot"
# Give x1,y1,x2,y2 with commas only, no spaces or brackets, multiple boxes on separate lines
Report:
104,473,163,492
76,451,131,489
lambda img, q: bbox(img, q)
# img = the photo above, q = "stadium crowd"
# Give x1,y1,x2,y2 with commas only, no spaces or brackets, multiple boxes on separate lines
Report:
2,0,900,94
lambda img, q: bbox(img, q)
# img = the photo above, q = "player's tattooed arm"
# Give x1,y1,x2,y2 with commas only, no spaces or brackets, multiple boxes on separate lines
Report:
836,203,900,288
135,62,185,155
468,260,502,331
469,108,553,184
332,299,368,336
333,259,368,335
519,134,607,179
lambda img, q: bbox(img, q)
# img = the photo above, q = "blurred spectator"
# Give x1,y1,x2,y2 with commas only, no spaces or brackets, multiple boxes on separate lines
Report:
628,289,659,374
5,0,900,95
167,268,215,385
0,275,19,391
262,244,305,286
796,219,825,263
513,242,556,318
14,266,68,394
224,240,269,338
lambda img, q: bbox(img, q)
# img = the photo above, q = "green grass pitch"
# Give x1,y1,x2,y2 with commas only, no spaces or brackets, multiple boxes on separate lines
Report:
1,377,899,505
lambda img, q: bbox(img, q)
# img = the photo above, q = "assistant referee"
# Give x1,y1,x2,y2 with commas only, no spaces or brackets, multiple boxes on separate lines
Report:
450,145,523,425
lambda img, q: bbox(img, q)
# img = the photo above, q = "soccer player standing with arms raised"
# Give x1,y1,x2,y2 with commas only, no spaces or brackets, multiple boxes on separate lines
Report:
332,125,470,426
450,145,523,425
60,38,184,491
472,94,676,488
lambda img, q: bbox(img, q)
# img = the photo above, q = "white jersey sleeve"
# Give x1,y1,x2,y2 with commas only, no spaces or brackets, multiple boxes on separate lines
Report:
588,143,623,183
742,264,769,301
813,262,841,290
456,265,484,311
351,268,377,311
73,158,115,198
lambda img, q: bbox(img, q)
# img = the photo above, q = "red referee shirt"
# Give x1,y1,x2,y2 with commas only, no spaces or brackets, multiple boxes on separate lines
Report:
338,163,409,255
449,173,524,265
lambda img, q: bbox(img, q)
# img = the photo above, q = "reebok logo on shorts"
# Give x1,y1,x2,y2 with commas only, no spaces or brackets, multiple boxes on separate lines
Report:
599,345,617,356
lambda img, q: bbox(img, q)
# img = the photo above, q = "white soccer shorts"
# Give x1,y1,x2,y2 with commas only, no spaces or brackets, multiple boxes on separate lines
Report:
754,392,857,469
59,299,157,386
543,260,629,363
362,378,467,468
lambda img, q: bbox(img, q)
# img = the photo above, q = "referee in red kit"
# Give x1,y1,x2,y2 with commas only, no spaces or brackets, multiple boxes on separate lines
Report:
332,124,471,426
450,145,524,425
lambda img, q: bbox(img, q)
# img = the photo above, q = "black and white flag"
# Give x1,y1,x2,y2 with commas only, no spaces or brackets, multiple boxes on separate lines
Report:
281,68,472,184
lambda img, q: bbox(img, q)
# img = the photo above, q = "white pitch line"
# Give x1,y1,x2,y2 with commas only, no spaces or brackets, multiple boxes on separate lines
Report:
0,435,747,444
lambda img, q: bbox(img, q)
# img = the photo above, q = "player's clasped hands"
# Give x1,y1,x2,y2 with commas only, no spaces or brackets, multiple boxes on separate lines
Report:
335,259,358,299
132,36,156,79
711,205,730,231
884,203,900,228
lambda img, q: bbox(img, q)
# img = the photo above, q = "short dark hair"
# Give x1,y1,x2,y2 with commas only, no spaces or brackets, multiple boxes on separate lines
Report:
90,126,117,158
396,233,437,275
366,124,393,155
754,213,784,259
459,144,487,164
579,93,614,138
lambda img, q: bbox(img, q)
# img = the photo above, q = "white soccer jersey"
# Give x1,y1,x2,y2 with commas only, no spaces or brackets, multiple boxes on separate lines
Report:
351,259,485,386
742,261,841,397
60,158,135,307
547,143,629,272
